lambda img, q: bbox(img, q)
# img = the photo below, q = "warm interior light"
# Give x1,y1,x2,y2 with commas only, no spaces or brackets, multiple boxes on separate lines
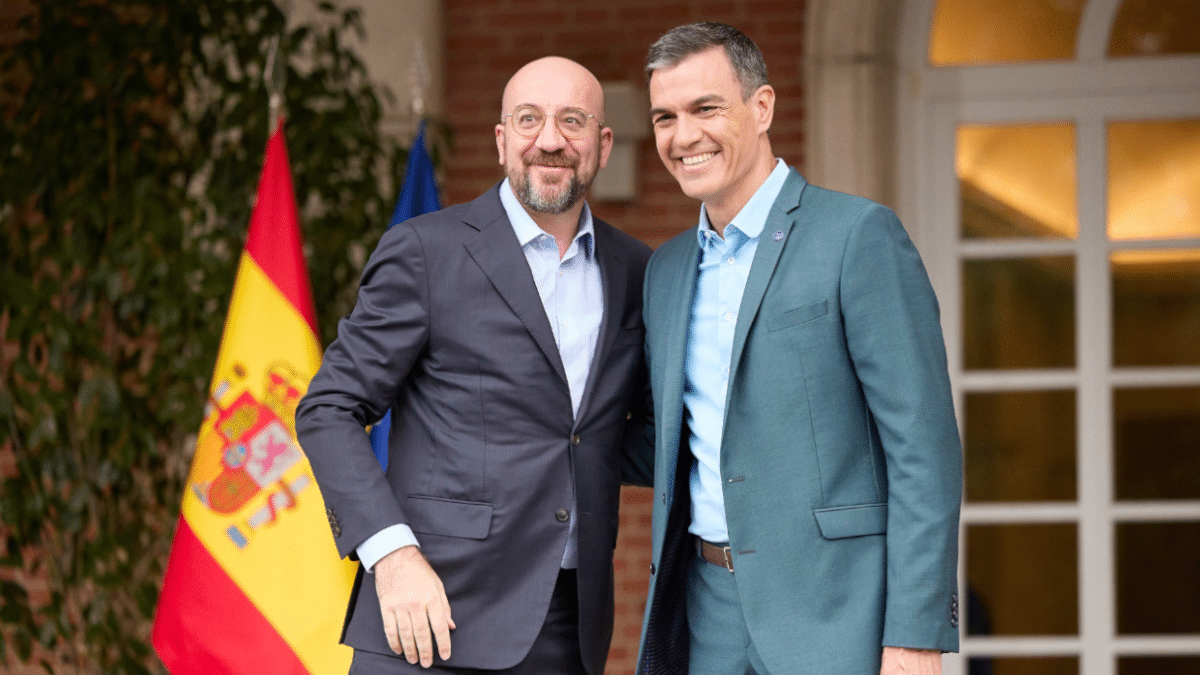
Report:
957,118,1200,261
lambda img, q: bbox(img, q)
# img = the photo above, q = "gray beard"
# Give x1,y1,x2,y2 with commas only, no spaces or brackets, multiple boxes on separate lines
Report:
511,167,590,214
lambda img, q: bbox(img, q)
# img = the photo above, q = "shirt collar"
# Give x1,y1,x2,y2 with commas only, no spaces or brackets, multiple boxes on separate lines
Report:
696,158,790,245
500,177,595,257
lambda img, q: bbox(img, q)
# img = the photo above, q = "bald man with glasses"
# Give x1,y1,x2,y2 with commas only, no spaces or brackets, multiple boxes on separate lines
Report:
297,56,654,675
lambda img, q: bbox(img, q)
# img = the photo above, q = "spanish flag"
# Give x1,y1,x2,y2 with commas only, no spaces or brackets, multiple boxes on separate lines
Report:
153,122,355,674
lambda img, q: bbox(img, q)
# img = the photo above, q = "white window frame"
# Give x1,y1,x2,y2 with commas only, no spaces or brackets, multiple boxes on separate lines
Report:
895,2,1200,674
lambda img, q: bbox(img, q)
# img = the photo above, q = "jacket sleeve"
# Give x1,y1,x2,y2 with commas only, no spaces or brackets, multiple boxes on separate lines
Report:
295,222,431,560
839,203,963,652
620,237,656,487
620,358,655,488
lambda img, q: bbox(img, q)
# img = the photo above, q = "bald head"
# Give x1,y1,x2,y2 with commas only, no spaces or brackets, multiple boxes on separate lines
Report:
495,56,612,221
501,56,606,125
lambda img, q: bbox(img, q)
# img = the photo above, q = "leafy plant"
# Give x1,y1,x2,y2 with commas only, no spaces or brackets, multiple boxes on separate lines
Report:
0,1,408,672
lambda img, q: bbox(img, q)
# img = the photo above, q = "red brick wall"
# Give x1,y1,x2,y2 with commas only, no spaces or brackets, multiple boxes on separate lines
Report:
442,2,806,673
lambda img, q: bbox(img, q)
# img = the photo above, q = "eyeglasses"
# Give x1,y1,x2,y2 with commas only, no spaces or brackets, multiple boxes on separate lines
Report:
502,105,599,139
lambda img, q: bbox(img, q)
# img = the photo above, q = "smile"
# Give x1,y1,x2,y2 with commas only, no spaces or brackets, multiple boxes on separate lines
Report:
681,152,716,166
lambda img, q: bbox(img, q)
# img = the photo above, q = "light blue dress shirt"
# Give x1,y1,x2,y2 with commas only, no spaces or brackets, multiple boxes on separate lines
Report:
684,159,789,544
357,179,603,571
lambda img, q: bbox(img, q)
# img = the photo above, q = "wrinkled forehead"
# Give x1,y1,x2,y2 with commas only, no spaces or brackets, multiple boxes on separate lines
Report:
502,59,604,119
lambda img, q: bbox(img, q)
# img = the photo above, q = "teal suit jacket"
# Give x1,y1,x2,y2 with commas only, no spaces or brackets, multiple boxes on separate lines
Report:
637,169,962,675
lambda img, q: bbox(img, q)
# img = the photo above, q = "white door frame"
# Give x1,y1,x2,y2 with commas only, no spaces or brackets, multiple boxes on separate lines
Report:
808,1,1200,673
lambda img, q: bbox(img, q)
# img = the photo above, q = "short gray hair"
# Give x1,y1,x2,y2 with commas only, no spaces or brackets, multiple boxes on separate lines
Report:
645,22,769,100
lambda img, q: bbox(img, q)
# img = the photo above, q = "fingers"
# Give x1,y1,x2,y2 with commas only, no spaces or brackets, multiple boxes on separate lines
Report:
375,547,454,668
426,598,453,661
397,610,420,664
382,606,402,655
387,601,451,667
408,603,435,667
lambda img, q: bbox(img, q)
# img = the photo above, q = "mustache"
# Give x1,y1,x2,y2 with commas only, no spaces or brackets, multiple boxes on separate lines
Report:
527,152,576,168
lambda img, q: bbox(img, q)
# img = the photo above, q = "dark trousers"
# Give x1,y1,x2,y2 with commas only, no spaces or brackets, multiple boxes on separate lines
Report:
348,569,586,675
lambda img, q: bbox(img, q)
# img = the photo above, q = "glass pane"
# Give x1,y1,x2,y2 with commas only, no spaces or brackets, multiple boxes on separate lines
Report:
1111,250,1200,367
1109,0,1200,57
967,657,1078,675
1119,656,1200,675
930,0,1083,65
965,390,1076,502
1117,521,1200,634
967,523,1078,635
959,124,1078,239
1114,387,1200,500
964,258,1076,370
1108,119,1200,241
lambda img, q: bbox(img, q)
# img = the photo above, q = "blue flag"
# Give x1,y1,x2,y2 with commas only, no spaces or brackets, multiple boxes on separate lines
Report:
369,120,441,469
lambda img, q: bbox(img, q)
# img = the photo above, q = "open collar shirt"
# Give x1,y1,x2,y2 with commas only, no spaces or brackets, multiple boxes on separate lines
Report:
684,158,789,543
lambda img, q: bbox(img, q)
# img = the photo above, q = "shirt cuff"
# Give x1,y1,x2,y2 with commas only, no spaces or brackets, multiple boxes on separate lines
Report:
357,524,420,573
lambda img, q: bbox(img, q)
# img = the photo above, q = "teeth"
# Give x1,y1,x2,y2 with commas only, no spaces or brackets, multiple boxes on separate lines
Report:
681,152,715,166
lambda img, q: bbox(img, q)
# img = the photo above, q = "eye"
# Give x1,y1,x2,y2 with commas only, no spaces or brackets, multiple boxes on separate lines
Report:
560,112,586,130
652,113,675,127
695,105,719,116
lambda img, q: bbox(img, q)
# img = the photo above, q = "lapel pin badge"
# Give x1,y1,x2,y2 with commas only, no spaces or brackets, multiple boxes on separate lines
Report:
772,230,784,241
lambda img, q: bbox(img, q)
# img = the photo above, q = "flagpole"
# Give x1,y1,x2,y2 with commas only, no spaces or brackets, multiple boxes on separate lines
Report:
265,35,285,133
410,38,429,121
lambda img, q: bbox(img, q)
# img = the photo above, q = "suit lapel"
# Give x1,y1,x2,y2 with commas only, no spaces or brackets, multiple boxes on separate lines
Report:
573,223,624,427
658,237,701,503
462,187,569,386
727,170,808,388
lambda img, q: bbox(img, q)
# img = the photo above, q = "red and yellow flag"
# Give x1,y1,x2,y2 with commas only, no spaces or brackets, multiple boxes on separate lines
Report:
153,122,355,674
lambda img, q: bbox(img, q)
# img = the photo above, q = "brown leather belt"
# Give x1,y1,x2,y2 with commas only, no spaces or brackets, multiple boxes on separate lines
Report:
695,537,734,572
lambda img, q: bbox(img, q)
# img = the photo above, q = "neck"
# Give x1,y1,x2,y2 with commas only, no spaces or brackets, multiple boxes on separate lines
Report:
703,155,776,237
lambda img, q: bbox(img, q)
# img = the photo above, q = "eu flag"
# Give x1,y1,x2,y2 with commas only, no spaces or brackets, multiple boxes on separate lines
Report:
369,120,441,469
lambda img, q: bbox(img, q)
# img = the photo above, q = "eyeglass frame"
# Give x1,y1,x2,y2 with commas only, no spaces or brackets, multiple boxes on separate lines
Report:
501,104,604,140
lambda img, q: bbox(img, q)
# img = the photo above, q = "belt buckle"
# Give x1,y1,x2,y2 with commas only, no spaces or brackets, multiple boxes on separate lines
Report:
720,544,733,572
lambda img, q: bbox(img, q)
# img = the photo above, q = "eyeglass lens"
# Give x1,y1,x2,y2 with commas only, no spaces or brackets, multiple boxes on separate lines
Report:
509,106,592,138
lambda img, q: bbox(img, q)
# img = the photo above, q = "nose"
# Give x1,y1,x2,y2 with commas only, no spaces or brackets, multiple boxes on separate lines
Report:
673,114,703,150
534,115,569,152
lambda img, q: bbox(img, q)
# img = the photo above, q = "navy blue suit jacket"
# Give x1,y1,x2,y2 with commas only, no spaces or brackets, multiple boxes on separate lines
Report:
297,183,653,674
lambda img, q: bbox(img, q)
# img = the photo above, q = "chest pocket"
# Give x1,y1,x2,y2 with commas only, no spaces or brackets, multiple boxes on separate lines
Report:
765,300,828,332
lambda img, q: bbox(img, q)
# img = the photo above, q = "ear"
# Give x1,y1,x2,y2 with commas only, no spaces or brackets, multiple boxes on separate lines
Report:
495,123,507,165
752,84,775,135
597,126,614,170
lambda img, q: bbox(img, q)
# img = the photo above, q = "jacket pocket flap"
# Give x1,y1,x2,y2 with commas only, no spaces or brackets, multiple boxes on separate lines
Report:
766,300,828,331
405,496,493,540
813,503,887,539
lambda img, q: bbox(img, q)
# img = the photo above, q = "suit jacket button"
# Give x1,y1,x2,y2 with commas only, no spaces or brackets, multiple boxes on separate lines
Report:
571,434,581,446
556,508,570,522
326,507,340,536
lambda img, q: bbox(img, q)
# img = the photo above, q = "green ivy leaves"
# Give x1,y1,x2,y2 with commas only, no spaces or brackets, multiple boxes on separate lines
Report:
0,1,407,672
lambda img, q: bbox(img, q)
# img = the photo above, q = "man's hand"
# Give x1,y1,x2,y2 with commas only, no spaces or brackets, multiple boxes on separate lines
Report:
881,646,941,675
374,546,455,667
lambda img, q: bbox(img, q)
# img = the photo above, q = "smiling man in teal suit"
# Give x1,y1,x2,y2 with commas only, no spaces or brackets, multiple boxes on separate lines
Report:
636,23,963,675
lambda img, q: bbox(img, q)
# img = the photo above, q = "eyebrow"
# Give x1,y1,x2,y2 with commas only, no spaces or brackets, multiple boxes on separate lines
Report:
649,94,727,118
